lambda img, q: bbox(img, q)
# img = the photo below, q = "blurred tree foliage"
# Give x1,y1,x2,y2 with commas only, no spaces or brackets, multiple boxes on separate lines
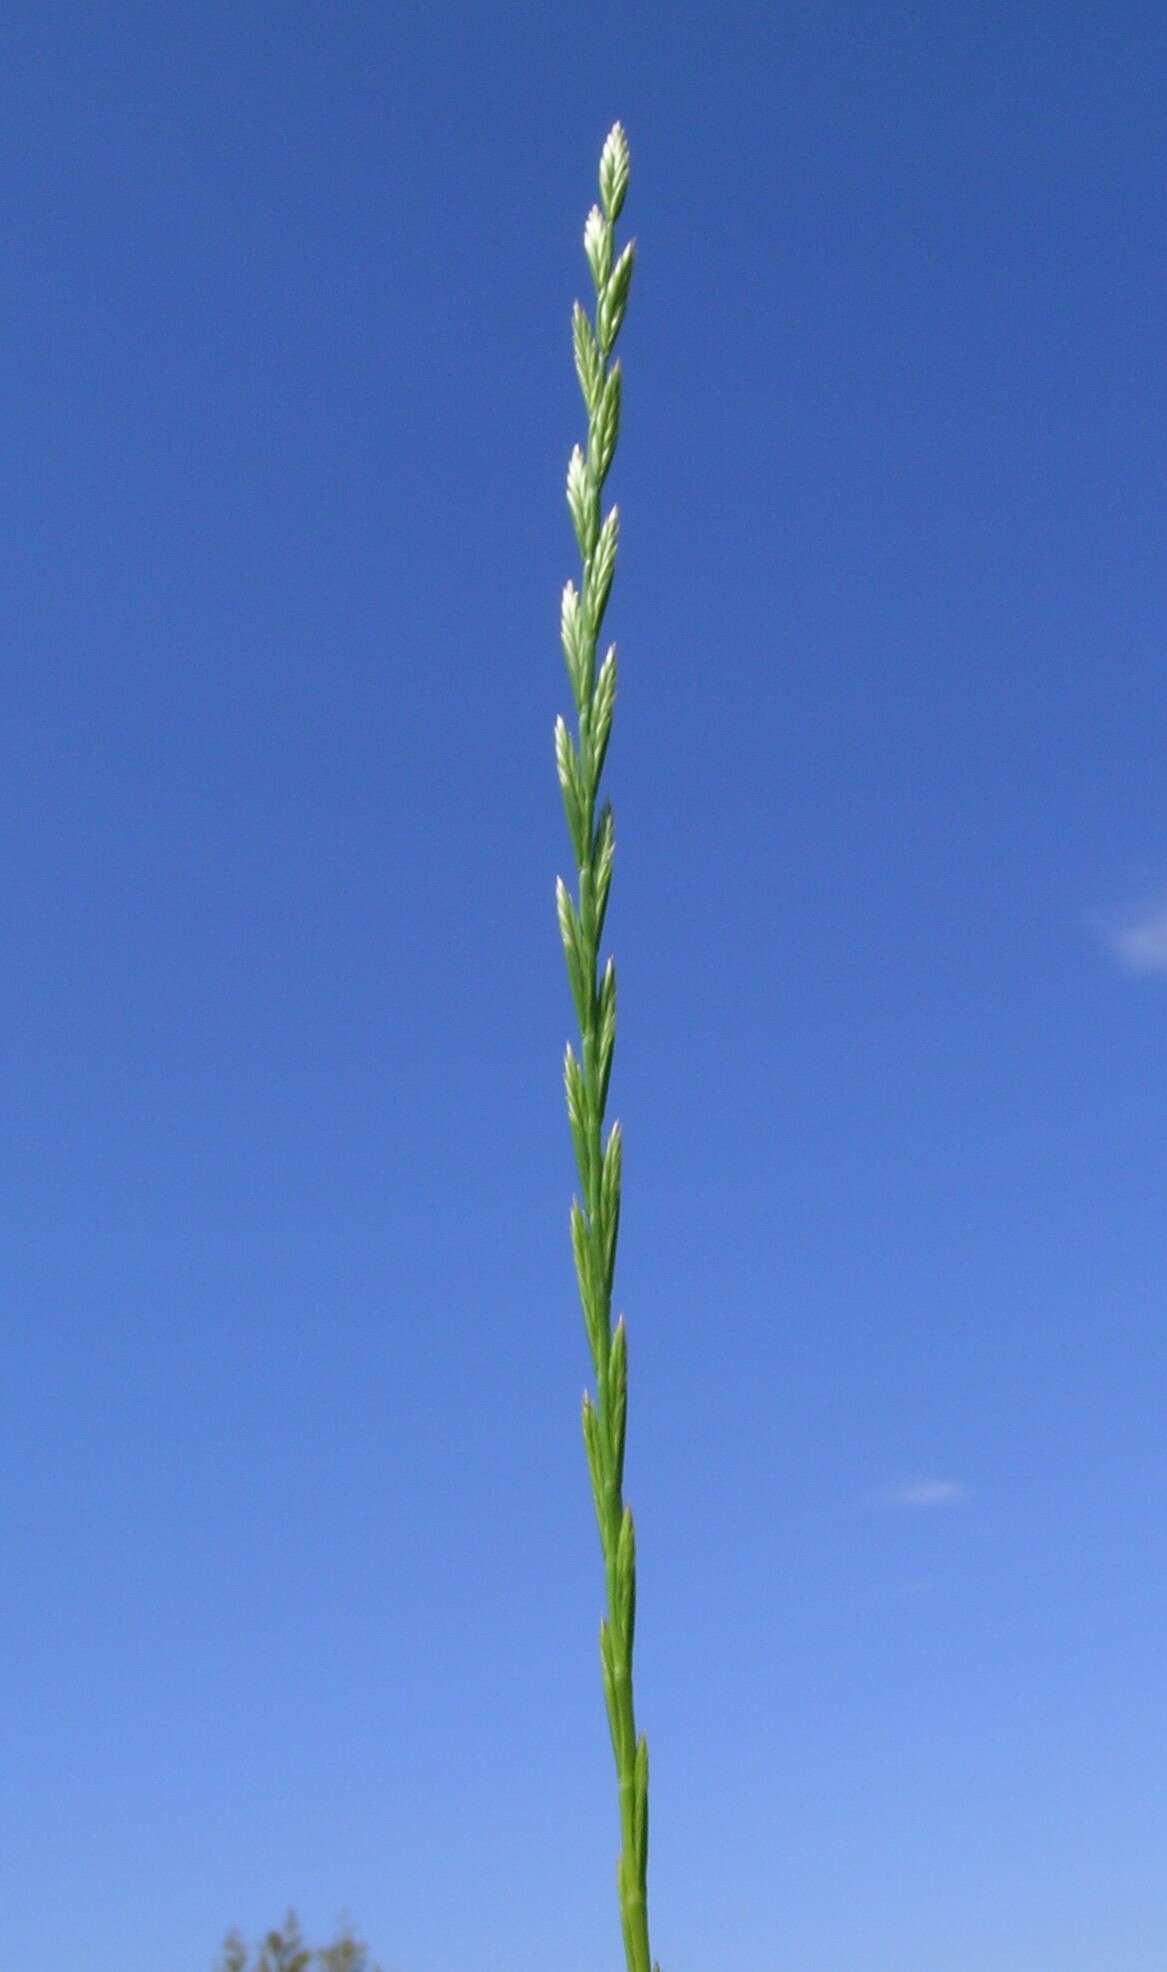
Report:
214,1910,383,1972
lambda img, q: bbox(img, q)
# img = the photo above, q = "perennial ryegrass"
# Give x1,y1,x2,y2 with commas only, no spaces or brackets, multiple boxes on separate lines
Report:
554,124,659,1972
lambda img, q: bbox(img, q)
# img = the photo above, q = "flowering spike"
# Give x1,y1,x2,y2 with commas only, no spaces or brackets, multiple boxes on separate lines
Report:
552,126,653,1972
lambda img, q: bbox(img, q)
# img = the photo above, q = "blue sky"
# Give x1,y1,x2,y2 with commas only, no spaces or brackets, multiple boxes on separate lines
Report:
4,5,1165,1969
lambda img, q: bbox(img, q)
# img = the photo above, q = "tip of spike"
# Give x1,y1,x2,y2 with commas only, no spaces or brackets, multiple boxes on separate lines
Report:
599,124,631,223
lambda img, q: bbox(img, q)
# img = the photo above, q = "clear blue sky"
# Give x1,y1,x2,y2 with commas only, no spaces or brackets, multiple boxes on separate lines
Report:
4,5,1165,1969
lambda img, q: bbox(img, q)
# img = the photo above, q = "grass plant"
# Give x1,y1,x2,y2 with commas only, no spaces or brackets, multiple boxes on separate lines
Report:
553,124,659,1972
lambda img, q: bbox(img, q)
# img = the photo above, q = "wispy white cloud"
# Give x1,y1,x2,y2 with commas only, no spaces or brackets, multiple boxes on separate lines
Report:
879,1479,969,1509
1099,892,1167,977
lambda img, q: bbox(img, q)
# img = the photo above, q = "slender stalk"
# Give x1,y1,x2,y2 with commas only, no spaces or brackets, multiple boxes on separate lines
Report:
554,124,657,1972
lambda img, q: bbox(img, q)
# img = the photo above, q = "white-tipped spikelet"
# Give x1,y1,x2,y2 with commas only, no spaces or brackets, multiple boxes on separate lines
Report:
583,202,611,291
566,444,598,559
599,122,631,222
561,579,587,697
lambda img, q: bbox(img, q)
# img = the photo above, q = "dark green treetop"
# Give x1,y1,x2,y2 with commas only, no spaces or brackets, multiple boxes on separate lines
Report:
214,1910,383,1972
